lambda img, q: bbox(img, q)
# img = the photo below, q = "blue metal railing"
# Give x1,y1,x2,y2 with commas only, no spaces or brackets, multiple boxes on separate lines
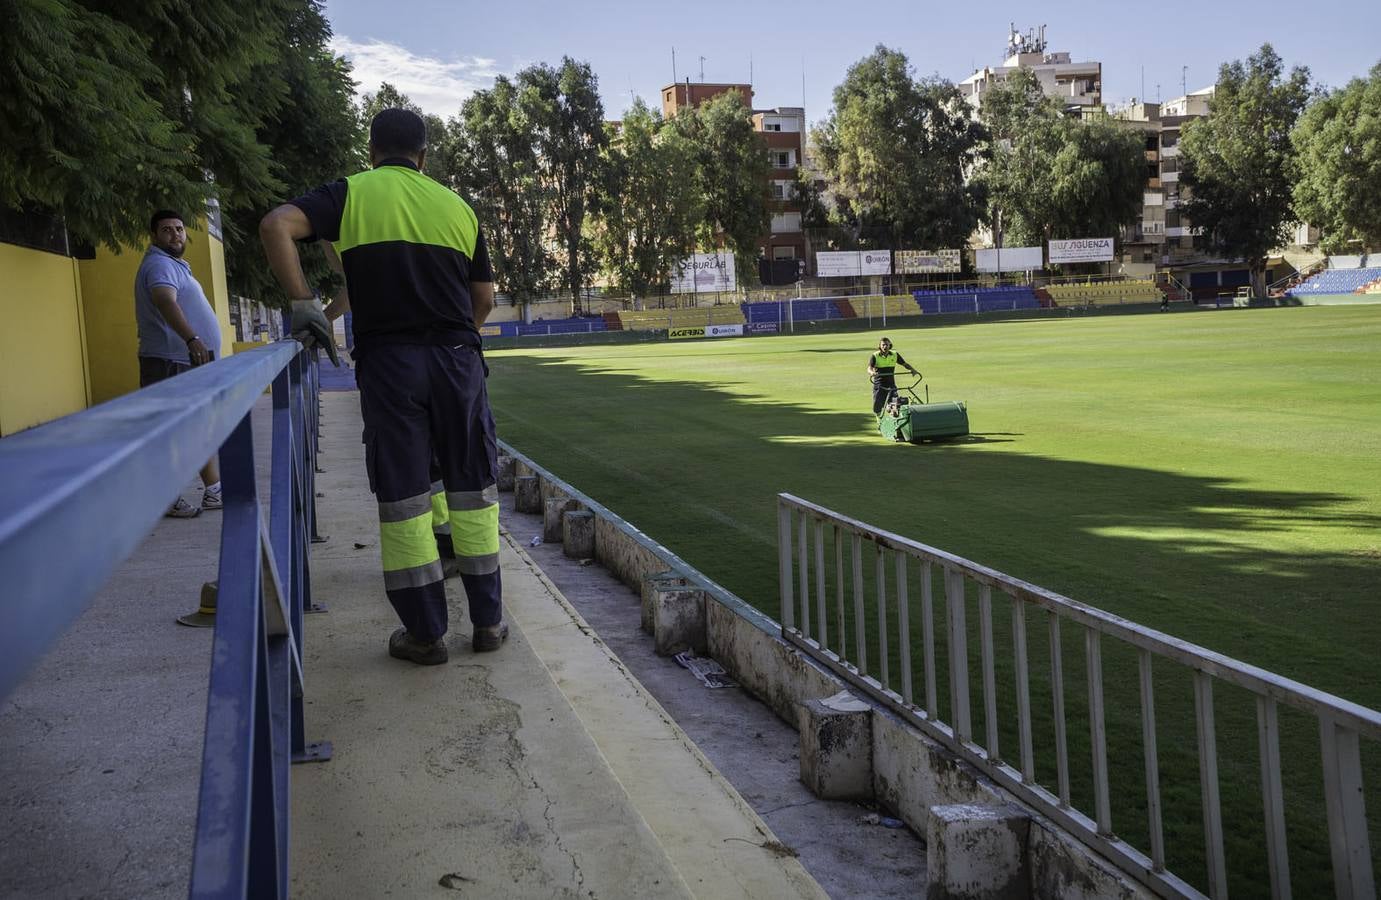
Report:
0,341,327,898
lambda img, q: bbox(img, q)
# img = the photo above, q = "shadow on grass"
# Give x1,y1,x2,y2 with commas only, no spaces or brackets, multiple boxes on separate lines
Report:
489,354,1381,897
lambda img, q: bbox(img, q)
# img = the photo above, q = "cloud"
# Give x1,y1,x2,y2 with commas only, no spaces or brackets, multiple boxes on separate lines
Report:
330,36,506,119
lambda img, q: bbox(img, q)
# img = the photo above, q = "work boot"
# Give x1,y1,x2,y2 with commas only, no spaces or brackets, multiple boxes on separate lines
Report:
388,627,448,666
472,621,509,653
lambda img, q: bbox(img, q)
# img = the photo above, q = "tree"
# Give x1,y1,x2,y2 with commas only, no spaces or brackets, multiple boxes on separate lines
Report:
673,90,771,267
977,69,1144,256
812,46,987,251
223,2,364,301
1181,44,1311,295
0,1,208,248
1047,112,1147,243
1,0,362,302
976,69,1064,249
1291,62,1381,254
593,101,702,298
516,59,609,308
451,77,557,302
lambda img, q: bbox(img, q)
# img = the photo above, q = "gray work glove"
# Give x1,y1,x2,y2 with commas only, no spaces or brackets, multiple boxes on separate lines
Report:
290,298,340,366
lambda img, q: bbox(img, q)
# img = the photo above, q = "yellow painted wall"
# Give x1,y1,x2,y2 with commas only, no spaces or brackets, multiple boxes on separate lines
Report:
78,220,234,405
0,243,91,436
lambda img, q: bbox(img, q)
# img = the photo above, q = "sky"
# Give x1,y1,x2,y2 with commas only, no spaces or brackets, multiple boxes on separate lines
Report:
322,0,1380,124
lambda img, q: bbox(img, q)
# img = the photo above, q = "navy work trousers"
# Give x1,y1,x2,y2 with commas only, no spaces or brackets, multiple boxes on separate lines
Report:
357,343,502,641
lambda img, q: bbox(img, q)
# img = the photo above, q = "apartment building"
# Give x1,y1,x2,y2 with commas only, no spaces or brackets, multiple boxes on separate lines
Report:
660,81,807,263
958,26,1103,117
1112,87,1215,269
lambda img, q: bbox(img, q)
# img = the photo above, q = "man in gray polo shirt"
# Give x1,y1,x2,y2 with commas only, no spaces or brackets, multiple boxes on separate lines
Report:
134,209,224,517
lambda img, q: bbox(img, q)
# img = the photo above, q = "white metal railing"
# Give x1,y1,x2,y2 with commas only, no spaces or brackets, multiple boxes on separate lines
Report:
776,493,1378,900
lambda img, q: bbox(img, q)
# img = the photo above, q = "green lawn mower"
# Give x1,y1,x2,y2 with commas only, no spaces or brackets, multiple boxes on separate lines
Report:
874,374,970,442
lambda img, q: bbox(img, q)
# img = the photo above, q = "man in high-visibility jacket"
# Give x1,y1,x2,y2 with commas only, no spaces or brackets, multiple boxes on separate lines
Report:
259,108,504,665
867,336,920,416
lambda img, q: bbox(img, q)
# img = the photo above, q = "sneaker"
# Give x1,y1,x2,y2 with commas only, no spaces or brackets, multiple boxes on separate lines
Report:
388,627,448,666
473,621,509,653
202,487,223,510
166,497,201,518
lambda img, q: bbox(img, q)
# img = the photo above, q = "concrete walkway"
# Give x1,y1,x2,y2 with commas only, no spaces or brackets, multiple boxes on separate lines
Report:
294,390,824,898
1,389,826,899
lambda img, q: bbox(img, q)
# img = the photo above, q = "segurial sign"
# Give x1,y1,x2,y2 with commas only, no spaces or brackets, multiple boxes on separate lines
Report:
1048,237,1115,264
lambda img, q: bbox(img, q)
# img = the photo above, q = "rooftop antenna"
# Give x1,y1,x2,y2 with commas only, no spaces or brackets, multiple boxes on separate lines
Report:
749,52,753,87
672,47,677,85
1181,65,1188,97
1141,66,1145,104
699,56,706,82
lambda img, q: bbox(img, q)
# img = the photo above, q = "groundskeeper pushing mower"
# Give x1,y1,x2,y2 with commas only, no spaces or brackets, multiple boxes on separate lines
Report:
867,336,970,442
867,337,918,415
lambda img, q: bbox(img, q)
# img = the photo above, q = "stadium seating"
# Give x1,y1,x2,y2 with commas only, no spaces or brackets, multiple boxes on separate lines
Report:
1043,280,1161,306
847,295,923,319
741,298,849,324
1288,267,1381,296
912,285,1039,315
486,317,610,338
615,305,747,333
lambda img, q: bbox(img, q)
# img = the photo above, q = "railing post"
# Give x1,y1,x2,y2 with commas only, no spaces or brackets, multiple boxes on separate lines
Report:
798,514,810,638
922,561,937,718
814,520,827,649
1050,614,1070,807
191,413,284,897
1257,696,1291,899
876,547,889,691
979,585,998,761
1086,627,1111,835
1320,717,1375,900
1194,672,1228,899
777,500,793,632
1139,649,1165,872
945,569,971,743
896,553,912,706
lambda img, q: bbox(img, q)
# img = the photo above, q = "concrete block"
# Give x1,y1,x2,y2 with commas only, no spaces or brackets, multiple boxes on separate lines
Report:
543,496,579,543
926,804,1031,900
639,571,685,631
638,571,705,655
562,510,595,559
514,475,541,514
651,586,706,656
495,455,516,492
514,459,534,480
797,692,874,802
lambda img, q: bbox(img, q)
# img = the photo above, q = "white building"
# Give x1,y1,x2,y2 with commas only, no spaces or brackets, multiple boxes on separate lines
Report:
958,25,1103,117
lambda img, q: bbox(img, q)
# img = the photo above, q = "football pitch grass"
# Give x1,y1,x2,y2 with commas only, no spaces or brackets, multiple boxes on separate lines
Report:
487,305,1380,894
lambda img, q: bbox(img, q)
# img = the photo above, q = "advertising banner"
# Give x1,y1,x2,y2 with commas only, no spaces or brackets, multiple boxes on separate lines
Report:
975,246,1043,273
746,322,780,335
814,251,862,278
670,251,736,293
1048,237,1115,264
479,324,502,337
668,326,705,340
895,249,961,273
861,250,892,275
706,324,744,338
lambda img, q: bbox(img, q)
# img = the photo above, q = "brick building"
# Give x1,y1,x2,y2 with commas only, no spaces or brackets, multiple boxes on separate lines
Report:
661,81,807,263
